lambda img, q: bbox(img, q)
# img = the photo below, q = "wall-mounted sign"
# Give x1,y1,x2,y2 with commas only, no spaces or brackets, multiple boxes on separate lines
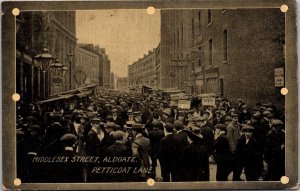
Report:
274,67,284,87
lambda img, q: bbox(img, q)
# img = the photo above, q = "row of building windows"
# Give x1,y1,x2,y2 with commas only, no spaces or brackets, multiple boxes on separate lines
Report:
191,28,228,70
130,67,155,76
53,12,75,34
191,9,225,39
130,60,155,70
77,53,98,68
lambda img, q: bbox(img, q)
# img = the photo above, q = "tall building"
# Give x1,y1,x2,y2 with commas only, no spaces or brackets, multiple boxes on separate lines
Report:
160,9,285,107
76,45,99,87
128,48,157,89
76,44,111,88
160,10,193,91
110,72,116,89
16,11,77,102
154,43,161,88
98,48,111,88
51,11,77,91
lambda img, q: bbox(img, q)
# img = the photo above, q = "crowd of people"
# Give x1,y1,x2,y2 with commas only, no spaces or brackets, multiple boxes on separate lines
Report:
16,90,285,183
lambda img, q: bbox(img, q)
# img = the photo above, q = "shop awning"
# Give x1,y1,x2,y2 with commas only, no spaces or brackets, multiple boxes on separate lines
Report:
76,89,93,98
39,84,97,104
37,94,75,104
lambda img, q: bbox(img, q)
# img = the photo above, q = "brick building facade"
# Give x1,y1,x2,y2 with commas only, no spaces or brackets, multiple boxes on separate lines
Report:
76,45,99,86
76,44,111,88
16,11,77,102
128,49,157,89
101,49,111,88
161,9,285,108
160,10,193,91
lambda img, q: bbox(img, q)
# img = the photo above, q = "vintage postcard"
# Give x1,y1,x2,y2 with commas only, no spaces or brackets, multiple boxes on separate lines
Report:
2,0,298,190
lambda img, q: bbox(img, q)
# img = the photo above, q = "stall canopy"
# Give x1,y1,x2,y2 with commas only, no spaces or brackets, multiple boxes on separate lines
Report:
37,84,97,104
37,94,75,104
142,85,154,94
170,92,191,101
161,88,184,94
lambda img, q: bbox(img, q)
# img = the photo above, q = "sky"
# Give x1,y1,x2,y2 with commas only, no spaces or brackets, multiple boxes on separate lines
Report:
76,10,161,77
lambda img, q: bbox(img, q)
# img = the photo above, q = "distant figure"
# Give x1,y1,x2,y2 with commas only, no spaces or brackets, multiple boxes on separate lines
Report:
264,119,285,181
181,128,208,181
214,124,233,181
52,134,84,183
148,120,165,179
226,113,242,181
131,123,151,181
236,125,263,181
158,123,184,182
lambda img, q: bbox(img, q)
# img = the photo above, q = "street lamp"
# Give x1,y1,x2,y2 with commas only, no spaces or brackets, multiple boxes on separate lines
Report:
67,51,74,89
51,59,69,94
34,47,54,99
51,58,63,94
61,65,68,77
60,65,69,92
51,58,63,77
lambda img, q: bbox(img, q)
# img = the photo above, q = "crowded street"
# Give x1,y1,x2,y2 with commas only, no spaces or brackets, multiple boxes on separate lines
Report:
16,88,285,182
15,9,286,183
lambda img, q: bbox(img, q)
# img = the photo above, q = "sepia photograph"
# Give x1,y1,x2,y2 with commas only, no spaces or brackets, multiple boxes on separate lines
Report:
2,0,298,190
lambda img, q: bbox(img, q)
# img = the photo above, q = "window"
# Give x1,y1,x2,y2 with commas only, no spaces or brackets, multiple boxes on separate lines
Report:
173,33,176,51
198,58,202,67
177,30,180,49
220,78,224,97
209,39,213,66
208,9,212,24
198,11,201,33
223,29,228,62
181,23,184,46
192,18,195,39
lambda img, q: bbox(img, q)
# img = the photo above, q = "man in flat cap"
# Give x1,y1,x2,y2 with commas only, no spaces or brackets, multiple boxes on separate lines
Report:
85,117,103,157
239,104,251,124
111,108,125,127
194,116,214,155
103,122,117,148
102,103,112,120
213,110,226,128
237,98,245,112
127,111,135,122
52,134,84,183
133,111,143,124
258,110,273,149
148,120,165,179
227,112,242,181
106,130,129,156
214,124,233,181
69,113,87,155
193,115,213,181
158,123,184,182
41,113,68,156
141,104,155,125
106,130,131,182
181,128,207,181
131,123,151,181
264,119,285,181
235,124,263,181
